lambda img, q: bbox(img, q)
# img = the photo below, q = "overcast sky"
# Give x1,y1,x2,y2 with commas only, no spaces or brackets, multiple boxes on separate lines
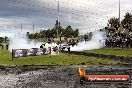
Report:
0,0,132,37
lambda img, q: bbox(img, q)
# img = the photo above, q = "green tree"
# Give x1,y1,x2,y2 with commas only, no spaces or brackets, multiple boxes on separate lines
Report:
0,37,4,43
28,34,34,39
27,20,80,40
108,17,119,30
39,30,46,38
54,20,63,37
45,29,55,38
87,32,93,38
64,25,74,38
122,12,132,30
34,32,39,39
73,29,79,37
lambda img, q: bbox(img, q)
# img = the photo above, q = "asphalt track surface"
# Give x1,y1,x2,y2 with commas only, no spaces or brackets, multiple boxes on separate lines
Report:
0,65,132,88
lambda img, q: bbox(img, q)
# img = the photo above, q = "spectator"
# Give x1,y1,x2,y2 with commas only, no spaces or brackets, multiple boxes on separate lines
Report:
131,37,132,48
2,44,3,49
6,44,8,50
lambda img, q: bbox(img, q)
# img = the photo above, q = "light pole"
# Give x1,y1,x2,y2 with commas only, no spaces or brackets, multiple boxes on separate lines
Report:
119,0,121,24
32,21,34,40
21,22,23,32
57,0,59,38
117,0,121,38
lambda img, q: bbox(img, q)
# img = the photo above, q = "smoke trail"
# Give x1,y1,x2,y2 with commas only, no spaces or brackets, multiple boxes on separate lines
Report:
70,31,106,51
8,33,58,52
9,31,106,52
9,33,42,52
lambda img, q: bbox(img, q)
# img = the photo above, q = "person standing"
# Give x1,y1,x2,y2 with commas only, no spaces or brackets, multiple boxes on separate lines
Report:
6,44,8,50
40,44,43,48
131,37,132,48
1,44,3,49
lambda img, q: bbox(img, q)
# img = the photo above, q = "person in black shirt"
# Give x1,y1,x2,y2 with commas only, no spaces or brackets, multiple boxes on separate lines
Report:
6,44,8,50
130,37,132,48
1,44,3,49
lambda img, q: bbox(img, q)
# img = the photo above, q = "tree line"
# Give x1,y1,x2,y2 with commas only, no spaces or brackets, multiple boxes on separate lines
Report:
105,12,132,34
27,20,79,39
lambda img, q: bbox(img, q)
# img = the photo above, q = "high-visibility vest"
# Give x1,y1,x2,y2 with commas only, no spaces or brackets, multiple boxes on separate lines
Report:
42,45,46,48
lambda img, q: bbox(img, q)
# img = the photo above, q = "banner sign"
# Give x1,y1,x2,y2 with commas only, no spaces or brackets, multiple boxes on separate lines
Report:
81,74,130,83
12,47,59,58
78,67,131,84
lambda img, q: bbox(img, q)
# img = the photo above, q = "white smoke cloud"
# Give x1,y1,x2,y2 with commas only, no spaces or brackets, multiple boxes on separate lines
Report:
70,31,106,51
8,33,58,52
9,31,106,52
9,33,42,52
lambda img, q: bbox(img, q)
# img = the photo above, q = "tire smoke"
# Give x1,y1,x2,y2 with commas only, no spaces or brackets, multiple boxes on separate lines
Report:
9,34,42,52
70,31,106,51
9,31,106,52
